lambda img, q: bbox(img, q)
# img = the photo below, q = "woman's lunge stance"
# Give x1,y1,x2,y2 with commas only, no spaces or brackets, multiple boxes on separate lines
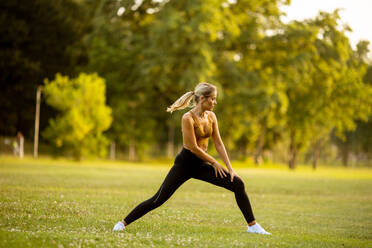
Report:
113,83,270,234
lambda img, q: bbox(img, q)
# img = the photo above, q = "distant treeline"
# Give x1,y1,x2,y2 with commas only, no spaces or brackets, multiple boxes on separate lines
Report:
1,0,371,168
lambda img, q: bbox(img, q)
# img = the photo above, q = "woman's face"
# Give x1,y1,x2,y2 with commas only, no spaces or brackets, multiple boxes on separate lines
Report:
201,90,217,111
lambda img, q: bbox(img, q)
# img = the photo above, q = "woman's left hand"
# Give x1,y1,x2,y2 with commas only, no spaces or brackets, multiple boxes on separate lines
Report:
228,169,240,182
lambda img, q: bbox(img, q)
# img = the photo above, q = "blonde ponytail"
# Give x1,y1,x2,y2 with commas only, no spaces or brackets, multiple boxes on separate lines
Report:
167,82,217,113
166,91,195,113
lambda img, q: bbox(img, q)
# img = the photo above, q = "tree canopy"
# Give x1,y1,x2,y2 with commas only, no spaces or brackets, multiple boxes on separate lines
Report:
43,73,112,159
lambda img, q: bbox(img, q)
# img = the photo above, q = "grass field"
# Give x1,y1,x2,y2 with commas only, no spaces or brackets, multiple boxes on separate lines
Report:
0,156,371,247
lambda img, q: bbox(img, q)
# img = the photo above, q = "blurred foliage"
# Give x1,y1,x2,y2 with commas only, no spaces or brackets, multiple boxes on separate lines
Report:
0,0,89,137
43,73,112,159
1,0,371,167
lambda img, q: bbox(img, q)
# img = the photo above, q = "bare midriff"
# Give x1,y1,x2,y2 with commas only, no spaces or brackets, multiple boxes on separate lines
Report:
184,138,208,152
197,138,209,152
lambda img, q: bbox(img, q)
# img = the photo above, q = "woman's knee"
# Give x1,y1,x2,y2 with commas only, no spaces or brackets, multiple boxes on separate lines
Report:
149,197,162,209
232,177,245,192
151,188,167,208
144,196,163,211
151,199,163,209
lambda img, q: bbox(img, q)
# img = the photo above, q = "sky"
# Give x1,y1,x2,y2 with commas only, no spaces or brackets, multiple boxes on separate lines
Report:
281,0,372,56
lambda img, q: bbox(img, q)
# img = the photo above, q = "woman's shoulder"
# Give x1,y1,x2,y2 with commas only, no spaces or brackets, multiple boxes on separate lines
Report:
181,112,196,130
182,111,194,122
206,111,217,120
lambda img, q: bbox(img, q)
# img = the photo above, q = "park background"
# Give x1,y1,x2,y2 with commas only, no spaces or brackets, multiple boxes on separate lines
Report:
1,0,372,169
1,0,372,247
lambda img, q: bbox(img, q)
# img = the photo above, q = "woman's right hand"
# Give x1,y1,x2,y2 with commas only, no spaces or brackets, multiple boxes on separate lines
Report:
211,161,227,178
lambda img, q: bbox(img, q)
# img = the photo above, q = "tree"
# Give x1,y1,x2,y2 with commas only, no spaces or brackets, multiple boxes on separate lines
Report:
334,64,372,166
267,11,372,169
0,0,89,138
89,0,290,160
43,73,112,159
213,0,290,161
81,0,162,159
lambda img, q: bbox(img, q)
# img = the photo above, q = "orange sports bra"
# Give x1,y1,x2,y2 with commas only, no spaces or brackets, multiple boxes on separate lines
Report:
190,111,213,139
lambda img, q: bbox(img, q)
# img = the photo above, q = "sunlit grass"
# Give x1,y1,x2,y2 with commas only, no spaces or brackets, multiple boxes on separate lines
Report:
0,156,371,247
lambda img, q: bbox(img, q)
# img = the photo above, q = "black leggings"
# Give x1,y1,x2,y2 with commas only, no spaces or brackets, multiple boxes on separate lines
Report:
124,148,255,225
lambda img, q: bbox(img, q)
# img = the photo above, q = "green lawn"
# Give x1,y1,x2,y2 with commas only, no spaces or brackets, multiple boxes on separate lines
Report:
0,156,371,247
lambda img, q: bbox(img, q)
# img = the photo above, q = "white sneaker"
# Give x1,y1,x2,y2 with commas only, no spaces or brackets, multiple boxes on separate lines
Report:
112,221,125,231
246,223,271,235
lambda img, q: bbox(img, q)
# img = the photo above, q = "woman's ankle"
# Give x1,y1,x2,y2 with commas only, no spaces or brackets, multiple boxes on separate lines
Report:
248,220,256,226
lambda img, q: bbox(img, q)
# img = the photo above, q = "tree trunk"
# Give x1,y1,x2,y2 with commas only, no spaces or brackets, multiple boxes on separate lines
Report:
18,133,24,159
110,141,116,160
129,139,136,161
288,149,297,169
288,130,297,170
239,143,248,159
341,144,349,167
312,142,320,170
254,126,266,165
129,119,136,161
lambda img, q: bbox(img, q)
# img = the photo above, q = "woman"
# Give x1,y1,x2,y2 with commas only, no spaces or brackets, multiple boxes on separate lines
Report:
113,82,270,235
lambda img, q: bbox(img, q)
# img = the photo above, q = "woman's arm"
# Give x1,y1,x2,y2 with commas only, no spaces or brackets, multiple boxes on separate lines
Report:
210,111,233,172
210,112,239,182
